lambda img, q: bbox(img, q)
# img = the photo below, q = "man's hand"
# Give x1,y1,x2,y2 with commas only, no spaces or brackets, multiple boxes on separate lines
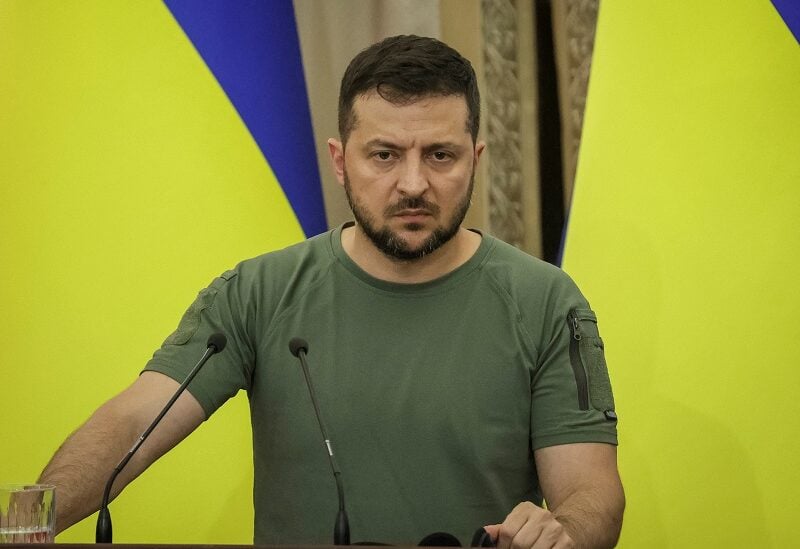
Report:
486,443,624,549
485,501,575,549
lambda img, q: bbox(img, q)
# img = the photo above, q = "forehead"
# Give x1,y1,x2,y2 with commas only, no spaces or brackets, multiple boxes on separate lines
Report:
349,92,470,144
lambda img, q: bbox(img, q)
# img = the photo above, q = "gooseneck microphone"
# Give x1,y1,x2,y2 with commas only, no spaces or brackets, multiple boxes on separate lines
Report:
96,333,227,543
289,337,350,545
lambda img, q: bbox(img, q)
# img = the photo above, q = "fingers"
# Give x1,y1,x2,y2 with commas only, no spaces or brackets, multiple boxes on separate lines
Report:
484,524,502,540
490,502,574,549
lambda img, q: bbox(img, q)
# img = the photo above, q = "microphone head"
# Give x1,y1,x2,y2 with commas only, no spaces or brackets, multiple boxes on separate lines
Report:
288,337,309,357
207,332,227,353
471,527,496,547
418,532,462,547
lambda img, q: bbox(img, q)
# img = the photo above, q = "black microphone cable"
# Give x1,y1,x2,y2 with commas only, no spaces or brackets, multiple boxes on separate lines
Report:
289,337,350,545
96,333,227,543
288,338,495,548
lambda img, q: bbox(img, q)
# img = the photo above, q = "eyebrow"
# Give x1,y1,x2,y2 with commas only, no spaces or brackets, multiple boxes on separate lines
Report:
421,142,466,155
361,139,466,154
363,139,401,150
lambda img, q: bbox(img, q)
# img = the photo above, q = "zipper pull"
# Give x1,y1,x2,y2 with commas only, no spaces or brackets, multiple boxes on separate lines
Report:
569,311,582,340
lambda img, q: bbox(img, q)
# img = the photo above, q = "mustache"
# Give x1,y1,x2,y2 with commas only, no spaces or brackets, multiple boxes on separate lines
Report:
384,197,440,216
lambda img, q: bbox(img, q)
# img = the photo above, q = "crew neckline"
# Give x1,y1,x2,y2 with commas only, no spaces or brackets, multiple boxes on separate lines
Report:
328,222,495,294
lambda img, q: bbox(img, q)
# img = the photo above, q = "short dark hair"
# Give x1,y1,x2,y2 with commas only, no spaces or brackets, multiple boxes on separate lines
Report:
338,35,480,144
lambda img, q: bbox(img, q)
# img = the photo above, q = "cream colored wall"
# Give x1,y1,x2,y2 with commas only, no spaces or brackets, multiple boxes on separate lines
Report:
439,0,488,233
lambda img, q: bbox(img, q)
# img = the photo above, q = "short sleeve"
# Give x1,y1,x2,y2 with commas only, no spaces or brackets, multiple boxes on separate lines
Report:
529,292,618,450
143,268,255,418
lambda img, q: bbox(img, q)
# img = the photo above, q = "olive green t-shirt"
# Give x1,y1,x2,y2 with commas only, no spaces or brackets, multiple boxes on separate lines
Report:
144,223,617,545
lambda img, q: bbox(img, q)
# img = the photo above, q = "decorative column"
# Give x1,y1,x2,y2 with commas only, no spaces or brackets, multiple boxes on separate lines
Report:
481,0,541,257
552,0,599,208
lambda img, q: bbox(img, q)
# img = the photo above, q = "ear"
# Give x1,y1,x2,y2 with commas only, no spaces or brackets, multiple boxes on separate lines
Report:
473,141,486,169
327,138,346,186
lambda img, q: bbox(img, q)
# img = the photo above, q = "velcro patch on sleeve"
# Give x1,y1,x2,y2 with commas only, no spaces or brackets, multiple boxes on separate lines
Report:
163,270,237,346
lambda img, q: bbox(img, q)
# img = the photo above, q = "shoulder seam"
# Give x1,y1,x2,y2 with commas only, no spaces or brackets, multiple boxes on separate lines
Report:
479,255,542,368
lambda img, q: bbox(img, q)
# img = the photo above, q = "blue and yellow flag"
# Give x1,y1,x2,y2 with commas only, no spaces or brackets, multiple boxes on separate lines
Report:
771,0,800,43
164,0,326,237
1,0,324,543
563,1,799,547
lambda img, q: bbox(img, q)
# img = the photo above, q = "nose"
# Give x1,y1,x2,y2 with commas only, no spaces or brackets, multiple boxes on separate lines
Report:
396,157,429,196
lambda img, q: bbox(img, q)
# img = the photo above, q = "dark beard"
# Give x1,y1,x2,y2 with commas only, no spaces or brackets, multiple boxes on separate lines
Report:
343,170,474,262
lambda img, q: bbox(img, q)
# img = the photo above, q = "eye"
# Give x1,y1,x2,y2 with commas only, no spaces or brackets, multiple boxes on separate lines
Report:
372,150,395,161
430,151,453,162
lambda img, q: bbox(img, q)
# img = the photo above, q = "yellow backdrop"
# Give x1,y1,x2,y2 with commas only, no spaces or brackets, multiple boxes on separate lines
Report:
1,1,305,543
4,0,799,546
562,1,799,547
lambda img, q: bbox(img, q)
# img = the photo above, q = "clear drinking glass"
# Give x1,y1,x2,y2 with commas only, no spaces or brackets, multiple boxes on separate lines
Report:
0,485,55,543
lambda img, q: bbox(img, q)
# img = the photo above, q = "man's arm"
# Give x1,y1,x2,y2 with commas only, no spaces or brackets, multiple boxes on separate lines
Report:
486,443,624,549
38,371,206,534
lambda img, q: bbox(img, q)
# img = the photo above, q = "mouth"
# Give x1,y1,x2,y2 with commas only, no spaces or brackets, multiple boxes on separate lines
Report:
394,209,432,222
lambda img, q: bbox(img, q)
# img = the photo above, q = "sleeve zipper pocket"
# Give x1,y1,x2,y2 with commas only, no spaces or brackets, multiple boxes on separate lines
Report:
568,308,590,411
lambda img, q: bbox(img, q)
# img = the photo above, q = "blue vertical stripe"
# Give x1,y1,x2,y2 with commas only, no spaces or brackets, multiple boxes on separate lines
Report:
771,0,800,43
164,0,327,236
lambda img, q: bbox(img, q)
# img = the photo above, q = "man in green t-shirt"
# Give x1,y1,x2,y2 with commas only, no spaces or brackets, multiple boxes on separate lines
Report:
39,35,624,548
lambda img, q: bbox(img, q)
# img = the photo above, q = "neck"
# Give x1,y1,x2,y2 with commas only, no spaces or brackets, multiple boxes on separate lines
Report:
341,224,481,284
